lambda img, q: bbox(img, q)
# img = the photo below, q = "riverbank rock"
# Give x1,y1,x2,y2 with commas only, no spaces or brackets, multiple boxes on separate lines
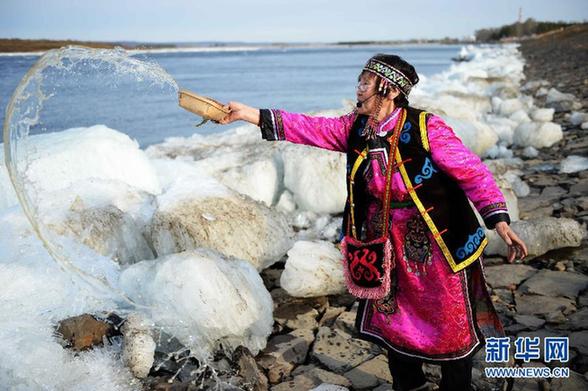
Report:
311,327,377,374
55,314,115,351
485,217,586,259
483,264,537,288
518,269,588,299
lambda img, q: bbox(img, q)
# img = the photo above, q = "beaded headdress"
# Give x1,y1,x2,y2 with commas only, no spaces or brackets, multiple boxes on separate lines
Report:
363,58,414,97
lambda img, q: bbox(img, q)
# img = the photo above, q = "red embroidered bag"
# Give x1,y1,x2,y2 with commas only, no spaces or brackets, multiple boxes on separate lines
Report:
341,109,406,299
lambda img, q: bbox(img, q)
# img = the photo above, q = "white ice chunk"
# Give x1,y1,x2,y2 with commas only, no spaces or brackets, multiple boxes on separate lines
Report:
119,249,274,360
513,122,563,149
281,144,346,214
522,146,539,158
149,174,292,271
545,88,575,103
560,155,588,174
530,108,555,122
509,109,531,124
280,241,346,298
21,125,161,196
499,99,524,116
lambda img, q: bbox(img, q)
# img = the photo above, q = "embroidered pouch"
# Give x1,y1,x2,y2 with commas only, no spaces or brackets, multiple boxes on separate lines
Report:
341,235,394,299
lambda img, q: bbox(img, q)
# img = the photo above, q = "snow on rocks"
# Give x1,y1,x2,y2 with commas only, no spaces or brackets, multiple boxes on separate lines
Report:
148,172,293,271
119,249,274,361
280,241,346,298
485,217,586,259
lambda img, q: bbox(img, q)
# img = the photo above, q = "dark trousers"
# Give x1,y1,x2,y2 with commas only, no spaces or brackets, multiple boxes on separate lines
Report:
388,351,473,391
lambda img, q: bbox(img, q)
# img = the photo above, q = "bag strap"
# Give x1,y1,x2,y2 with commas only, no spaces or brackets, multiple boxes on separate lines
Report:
347,108,407,239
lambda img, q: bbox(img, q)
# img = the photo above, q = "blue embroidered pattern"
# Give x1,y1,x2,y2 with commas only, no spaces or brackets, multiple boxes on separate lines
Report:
456,227,485,259
414,157,438,184
400,122,412,144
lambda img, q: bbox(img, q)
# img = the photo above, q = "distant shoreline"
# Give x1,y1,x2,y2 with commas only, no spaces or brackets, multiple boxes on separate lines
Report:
0,37,471,54
0,38,175,53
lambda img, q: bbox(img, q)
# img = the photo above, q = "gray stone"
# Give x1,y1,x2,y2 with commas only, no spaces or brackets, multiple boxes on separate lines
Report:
579,291,588,307
485,217,586,259
263,330,312,363
544,310,569,324
289,365,351,389
372,384,394,391
514,293,576,316
333,311,357,336
289,328,315,344
343,354,392,389
569,330,588,356
271,377,315,391
319,306,346,328
513,314,546,329
505,372,544,391
258,330,314,384
311,327,376,373
551,370,588,391
310,385,349,391
518,196,554,219
274,302,319,330
569,181,588,197
577,196,588,210
518,270,588,299
540,185,568,200
234,346,269,391
493,288,514,304
505,323,529,334
483,264,537,288
261,268,283,290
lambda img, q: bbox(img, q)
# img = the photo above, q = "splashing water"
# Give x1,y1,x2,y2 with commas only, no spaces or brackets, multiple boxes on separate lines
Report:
3,46,178,302
2,46,274,387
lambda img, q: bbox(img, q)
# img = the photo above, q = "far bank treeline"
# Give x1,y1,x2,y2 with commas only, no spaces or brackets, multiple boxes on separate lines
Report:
475,18,583,42
0,39,173,53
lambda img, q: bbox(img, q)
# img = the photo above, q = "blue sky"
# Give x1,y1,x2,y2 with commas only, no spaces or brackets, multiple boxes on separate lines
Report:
1,0,587,43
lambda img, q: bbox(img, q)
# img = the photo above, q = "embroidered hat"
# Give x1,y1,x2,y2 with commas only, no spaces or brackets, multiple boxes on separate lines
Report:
362,54,419,97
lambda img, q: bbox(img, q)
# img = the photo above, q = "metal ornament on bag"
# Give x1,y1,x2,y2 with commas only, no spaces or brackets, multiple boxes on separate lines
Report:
341,109,406,299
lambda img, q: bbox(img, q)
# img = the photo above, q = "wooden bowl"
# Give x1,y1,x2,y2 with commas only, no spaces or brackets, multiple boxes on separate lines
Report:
178,90,230,122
